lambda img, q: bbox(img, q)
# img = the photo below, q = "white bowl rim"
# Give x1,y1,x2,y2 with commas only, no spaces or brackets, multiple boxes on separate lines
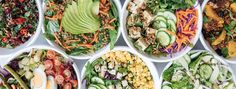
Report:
200,0,236,64
0,0,43,57
121,0,203,62
1,45,81,89
158,50,236,88
80,46,160,89
41,0,122,60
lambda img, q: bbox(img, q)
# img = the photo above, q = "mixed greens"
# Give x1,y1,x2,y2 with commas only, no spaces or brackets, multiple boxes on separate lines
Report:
0,49,78,89
43,0,119,56
203,0,236,58
0,0,38,48
162,51,236,89
126,0,198,57
83,50,154,89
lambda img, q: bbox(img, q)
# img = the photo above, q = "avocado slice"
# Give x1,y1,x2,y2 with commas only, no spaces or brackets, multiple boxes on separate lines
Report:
62,0,101,34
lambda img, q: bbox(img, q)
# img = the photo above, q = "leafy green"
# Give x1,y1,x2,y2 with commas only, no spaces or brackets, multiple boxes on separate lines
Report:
43,33,55,41
171,76,192,88
109,30,118,49
221,47,229,58
203,16,209,23
46,20,60,32
84,58,103,84
163,64,179,81
224,21,236,36
147,0,196,13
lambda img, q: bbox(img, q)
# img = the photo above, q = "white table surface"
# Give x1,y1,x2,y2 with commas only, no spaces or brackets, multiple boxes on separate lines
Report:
1,0,236,81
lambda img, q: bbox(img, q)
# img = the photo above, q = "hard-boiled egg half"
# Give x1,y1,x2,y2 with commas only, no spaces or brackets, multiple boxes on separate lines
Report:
46,76,58,89
31,67,47,89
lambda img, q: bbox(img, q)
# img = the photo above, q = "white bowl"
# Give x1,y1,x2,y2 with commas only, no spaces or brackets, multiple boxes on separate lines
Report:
81,46,160,89
42,0,122,60
0,0,43,57
159,50,236,89
200,0,236,64
1,45,81,89
121,0,203,62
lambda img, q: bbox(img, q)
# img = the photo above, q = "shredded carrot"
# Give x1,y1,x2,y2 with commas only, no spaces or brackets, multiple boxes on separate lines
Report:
92,31,99,43
81,34,89,40
109,18,116,23
77,44,93,48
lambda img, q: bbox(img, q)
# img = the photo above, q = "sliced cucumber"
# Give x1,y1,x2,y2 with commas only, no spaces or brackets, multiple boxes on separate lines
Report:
153,20,167,29
163,11,177,22
88,84,102,89
155,16,167,22
170,35,176,44
167,19,176,33
156,11,164,16
158,28,167,31
91,77,105,85
88,86,97,89
98,84,108,89
190,51,202,60
156,31,171,46
162,85,172,89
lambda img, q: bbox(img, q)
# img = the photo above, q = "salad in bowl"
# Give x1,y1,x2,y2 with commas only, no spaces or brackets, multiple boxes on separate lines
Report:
160,50,236,89
0,45,80,89
81,46,159,89
201,0,236,62
42,0,121,59
0,0,42,56
122,0,202,62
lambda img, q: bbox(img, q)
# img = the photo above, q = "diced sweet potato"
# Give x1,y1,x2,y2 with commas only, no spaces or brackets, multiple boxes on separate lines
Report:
230,3,236,13
212,30,226,45
205,4,224,27
228,40,236,57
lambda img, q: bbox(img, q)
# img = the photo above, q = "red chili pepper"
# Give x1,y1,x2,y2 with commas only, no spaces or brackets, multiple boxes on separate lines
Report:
19,28,28,36
1,37,8,43
14,18,26,24
19,0,24,3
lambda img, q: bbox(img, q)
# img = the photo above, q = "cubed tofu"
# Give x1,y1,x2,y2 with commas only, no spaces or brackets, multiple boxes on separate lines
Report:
146,27,156,35
115,83,122,89
116,72,123,79
142,11,153,26
135,38,149,51
129,27,141,39
108,69,117,75
128,0,145,14
121,80,128,87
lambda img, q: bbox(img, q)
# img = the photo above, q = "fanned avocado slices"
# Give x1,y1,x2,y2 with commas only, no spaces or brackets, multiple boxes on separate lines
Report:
62,0,100,34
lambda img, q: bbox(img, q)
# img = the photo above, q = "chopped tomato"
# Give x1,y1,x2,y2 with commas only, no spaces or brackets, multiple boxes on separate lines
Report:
63,83,72,89
55,75,64,84
19,28,28,36
19,0,24,3
2,37,8,43
45,70,55,76
47,50,56,59
14,18,26,24
54,59,62,66
44,60,53,70
63,69,71,78
70,80,78,87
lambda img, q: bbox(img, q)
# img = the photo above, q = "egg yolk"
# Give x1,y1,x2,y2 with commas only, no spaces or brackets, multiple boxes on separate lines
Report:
46,80,52,89
32,73,43,88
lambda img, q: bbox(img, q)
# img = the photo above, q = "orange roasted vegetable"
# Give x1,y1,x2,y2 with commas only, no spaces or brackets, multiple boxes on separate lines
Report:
205,4,224,27
228,40,236,57
212,30,226,45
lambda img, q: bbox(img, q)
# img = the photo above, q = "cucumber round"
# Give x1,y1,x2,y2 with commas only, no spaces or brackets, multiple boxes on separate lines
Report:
156,11,165,16
162,85,172,89
163,11,177,22
156,31,171,46
91,77,105,85
158,28,167,31
98,84,108,89
167,19,177,33
155,16,167,22
170,35,176,44
89,84,102,89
